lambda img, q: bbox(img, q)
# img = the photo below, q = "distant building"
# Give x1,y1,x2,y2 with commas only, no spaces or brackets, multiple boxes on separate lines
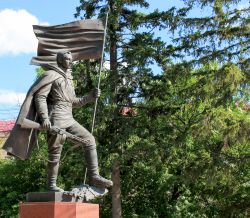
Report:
0,120,15,158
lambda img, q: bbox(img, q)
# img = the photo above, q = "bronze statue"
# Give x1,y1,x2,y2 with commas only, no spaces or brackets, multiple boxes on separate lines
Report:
3,51,113,192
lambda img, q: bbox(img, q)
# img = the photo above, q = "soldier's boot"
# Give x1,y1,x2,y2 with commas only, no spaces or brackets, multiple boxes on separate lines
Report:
85,146,113,189
47,160,64,192
47,134,65,192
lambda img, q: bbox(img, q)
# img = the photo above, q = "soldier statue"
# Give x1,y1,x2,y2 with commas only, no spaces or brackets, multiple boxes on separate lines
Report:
3,51,113,192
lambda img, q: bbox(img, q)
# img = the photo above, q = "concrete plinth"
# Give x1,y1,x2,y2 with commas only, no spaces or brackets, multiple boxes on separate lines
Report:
19,202,99,218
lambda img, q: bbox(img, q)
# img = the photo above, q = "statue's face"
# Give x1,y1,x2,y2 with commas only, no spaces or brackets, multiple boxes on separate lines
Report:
61,53,73,69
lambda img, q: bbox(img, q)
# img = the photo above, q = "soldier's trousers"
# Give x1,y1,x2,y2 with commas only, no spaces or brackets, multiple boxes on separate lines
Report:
47,121,98,187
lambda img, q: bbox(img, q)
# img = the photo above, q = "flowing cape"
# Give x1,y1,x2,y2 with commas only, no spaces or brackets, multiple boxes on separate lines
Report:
3,71,61,160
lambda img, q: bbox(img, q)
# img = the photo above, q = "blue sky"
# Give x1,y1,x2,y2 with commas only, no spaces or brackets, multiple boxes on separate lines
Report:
0,0,248,120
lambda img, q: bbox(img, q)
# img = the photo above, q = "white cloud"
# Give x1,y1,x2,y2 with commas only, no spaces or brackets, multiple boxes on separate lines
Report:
0,90,26,105
0,9,49,55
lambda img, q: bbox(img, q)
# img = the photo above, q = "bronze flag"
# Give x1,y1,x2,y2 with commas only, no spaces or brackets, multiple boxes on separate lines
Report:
31,19,105,67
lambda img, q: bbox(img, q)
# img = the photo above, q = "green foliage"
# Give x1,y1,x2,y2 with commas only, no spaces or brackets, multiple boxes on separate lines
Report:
170,0,250,70
0,144,47,217
117,62,250,217
74,0,250,217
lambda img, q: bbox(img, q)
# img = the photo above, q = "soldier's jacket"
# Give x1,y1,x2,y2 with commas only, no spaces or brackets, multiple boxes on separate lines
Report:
3,67,91,160
35,70,89,129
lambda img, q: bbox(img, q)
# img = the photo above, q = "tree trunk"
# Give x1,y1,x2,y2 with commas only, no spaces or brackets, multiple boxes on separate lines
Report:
109,1,122,217
112,160,122,218
109,0,118,104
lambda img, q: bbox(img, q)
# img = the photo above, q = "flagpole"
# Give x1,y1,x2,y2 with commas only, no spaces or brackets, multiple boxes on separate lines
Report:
84,6,110,185
91,7,110,134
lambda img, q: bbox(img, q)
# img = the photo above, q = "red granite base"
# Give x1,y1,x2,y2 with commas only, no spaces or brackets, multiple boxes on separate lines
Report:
19,202,99,218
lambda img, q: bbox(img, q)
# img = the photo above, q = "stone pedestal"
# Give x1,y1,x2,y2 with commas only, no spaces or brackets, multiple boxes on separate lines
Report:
26,192,82,203
19,202,99,218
